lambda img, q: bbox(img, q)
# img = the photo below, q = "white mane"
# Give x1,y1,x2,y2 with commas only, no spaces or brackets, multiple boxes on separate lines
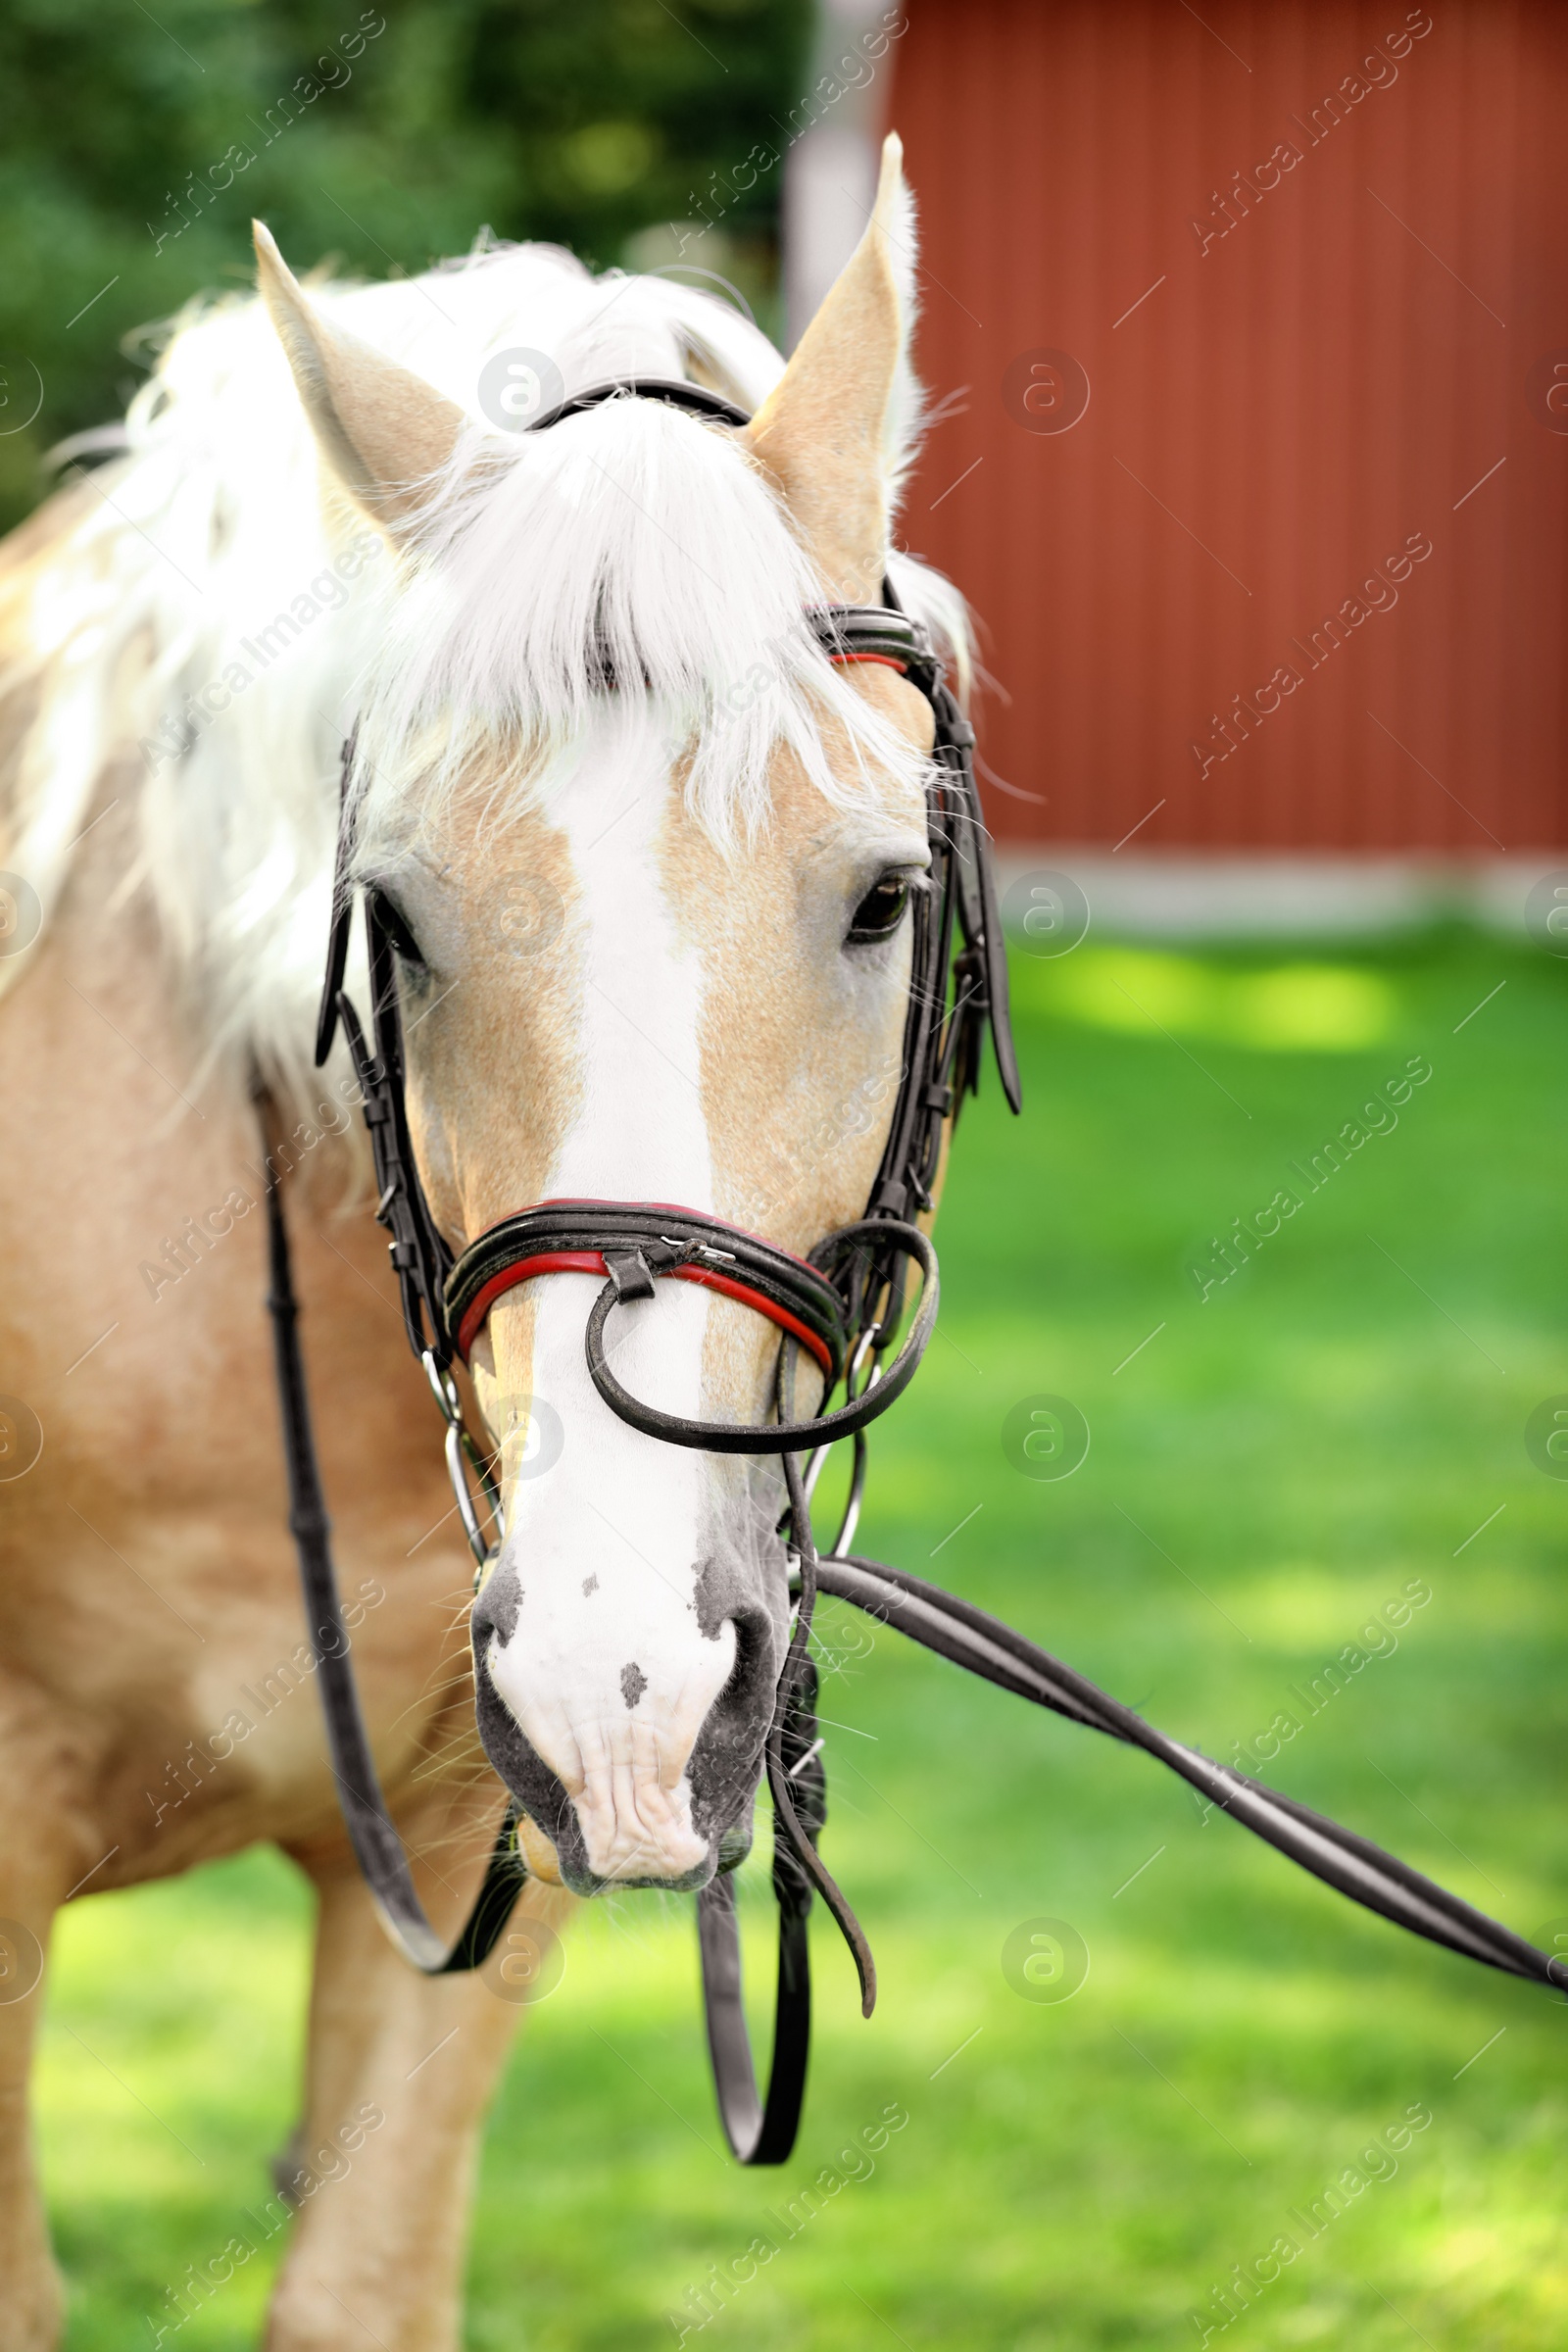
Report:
0,234,969,1100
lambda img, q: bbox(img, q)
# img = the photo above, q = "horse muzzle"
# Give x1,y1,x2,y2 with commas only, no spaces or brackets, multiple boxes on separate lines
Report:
468,1549,781,1893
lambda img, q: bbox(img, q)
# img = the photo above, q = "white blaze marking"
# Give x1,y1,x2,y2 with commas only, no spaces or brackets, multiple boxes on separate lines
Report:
487,703,735,1882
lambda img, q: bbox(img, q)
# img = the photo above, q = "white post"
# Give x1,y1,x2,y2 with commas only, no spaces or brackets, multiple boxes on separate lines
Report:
781,1,901,350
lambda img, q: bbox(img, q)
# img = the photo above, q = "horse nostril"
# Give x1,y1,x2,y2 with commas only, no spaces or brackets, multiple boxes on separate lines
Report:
716,1820,754,1873
685,1606,781,1856
713,1607,776,1729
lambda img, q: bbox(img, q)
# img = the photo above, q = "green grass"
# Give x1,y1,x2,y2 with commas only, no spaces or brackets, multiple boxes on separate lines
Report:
37,923,1568,2348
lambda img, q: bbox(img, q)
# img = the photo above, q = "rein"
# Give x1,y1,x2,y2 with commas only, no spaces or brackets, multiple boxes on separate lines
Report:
265,375,1562,2175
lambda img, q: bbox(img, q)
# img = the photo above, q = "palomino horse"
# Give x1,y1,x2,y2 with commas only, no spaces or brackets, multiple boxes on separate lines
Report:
0,136,967,2346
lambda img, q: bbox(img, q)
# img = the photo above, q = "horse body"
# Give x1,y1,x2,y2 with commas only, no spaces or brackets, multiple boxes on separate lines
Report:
0,139,956,2345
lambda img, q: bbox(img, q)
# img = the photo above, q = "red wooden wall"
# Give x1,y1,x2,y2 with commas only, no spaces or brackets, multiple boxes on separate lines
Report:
888,1,1568,852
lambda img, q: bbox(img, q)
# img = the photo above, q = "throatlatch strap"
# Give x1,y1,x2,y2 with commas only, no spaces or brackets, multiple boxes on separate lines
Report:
259,1116,525,1975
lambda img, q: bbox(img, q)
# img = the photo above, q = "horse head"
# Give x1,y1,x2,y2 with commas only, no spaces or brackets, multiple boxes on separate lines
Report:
256,139,950,1897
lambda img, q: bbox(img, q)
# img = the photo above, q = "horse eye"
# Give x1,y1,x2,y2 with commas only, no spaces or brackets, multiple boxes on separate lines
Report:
846,874,911,947
370,888,426,968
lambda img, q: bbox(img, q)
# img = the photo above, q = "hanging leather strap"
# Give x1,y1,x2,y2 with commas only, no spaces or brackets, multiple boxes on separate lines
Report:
260,1115,526,1974
692,1448,862,2162
697,1651,826,2163
815,1553,1561,1991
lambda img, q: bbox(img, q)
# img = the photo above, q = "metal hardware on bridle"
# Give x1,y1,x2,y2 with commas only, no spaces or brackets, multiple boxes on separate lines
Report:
801,1321,882,1559
266,372,1563,2180
421,1348,506,1585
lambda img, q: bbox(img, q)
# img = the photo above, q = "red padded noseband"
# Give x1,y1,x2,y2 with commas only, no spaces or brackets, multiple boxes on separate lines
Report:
445,1199,851,1380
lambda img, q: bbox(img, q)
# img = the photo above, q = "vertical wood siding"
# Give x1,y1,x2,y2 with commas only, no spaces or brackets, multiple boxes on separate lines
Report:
889,1,1568,851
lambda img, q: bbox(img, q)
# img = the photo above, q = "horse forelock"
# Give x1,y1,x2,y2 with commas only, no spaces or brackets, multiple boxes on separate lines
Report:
347,397,938,871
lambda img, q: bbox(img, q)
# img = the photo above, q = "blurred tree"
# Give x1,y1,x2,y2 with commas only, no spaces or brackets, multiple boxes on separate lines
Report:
0,0,811,529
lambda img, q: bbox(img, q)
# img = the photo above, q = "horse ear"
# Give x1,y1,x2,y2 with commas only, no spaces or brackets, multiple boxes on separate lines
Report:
744,133,917,604
253,220,466,532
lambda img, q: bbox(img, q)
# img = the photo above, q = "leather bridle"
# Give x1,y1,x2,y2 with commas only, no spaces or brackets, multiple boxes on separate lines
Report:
264,375,1562,2176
